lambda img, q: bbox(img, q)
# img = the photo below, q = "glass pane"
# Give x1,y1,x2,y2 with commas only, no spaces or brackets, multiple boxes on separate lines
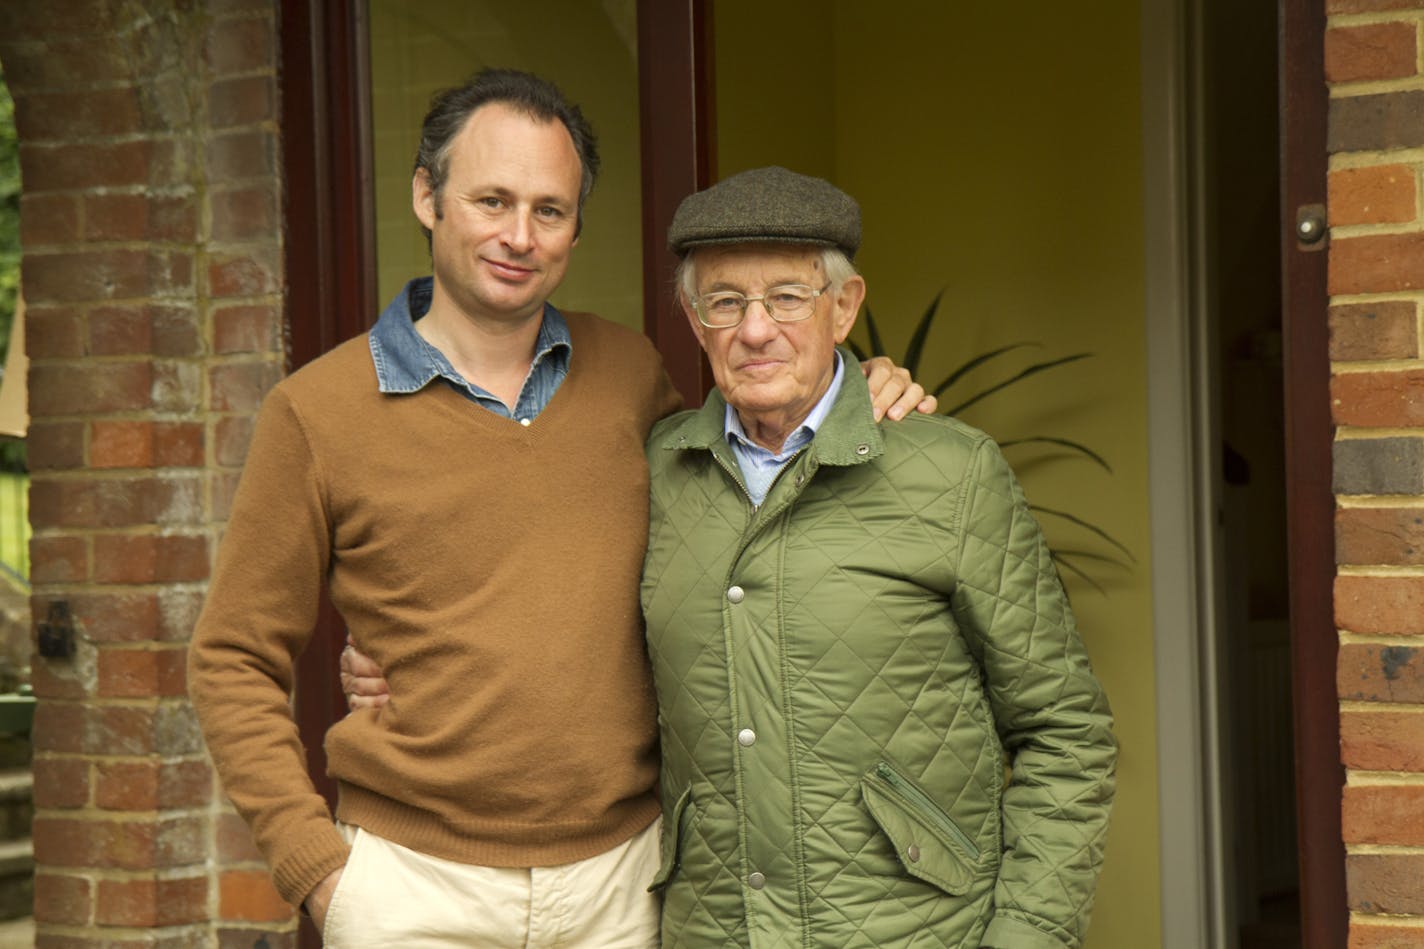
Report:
368,0,644,331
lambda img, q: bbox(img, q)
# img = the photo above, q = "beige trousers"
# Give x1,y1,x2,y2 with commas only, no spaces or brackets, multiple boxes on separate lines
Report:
322,820,662,948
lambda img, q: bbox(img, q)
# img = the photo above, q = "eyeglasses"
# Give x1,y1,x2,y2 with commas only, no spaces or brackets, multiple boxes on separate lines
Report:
691,283,831,328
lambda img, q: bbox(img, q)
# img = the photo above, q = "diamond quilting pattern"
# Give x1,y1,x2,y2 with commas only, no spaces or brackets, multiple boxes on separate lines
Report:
643,407,1115,949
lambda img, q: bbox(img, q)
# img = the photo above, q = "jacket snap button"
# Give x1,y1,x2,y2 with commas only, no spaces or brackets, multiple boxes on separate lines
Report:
737,728,756,747
855,443,870,456
795,474,805,486
906,844,921,863
726,585,745,604
748,872,766,889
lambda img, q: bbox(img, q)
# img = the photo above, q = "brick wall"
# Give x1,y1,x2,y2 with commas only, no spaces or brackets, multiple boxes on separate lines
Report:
0,1,293,945
1326,0,1424,946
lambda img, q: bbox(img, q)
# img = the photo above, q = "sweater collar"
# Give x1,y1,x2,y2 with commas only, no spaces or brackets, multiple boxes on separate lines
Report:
664,347,885,467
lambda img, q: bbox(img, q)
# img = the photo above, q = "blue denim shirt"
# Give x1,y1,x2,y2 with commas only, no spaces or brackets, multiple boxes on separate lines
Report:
725,352,845,506
368,277,572,422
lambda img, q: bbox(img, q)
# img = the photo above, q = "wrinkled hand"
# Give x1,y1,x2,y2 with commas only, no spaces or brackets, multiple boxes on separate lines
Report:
340,639,391,712
305,868,342,934
860,356,938,421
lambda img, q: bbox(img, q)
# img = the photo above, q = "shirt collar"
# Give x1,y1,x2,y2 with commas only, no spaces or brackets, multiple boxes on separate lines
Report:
368,276,572,395
723,351,846,459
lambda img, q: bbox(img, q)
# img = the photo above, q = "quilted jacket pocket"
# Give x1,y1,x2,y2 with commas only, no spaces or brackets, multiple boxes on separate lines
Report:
862,762,980,896
648,786,694,892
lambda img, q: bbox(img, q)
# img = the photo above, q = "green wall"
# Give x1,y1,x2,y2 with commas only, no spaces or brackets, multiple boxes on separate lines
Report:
368,0,645,329
715,2,1161,945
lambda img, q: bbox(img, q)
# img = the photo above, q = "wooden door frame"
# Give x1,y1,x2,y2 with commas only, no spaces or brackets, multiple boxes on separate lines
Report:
1278,0,1346,944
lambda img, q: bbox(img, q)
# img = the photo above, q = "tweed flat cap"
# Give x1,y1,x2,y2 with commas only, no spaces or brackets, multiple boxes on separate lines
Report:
668,166,861,259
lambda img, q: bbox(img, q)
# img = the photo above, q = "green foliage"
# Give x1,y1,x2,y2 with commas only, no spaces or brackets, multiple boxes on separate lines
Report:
0,68,23,475
847,293,1132,594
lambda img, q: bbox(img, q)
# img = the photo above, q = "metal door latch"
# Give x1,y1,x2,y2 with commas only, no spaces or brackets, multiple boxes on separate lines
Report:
1295,204,1327,247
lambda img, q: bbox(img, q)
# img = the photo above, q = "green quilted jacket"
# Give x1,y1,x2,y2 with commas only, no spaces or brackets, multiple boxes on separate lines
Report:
641,353,1116,949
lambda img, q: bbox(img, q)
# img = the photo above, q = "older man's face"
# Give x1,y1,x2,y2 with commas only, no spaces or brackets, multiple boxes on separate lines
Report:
683,245,864,437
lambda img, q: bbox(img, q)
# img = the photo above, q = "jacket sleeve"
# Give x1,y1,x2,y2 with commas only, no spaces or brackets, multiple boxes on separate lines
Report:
188,386,350,908
949,437,1117,949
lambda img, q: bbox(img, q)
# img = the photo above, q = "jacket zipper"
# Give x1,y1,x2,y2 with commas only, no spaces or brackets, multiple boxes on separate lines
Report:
875,762,980,860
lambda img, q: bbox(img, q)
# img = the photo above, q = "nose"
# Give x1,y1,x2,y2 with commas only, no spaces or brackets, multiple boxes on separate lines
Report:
736,298,779,345
502,208,535,254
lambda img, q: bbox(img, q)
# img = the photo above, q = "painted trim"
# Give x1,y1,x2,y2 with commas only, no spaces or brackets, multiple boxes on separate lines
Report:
1142,0,1220,944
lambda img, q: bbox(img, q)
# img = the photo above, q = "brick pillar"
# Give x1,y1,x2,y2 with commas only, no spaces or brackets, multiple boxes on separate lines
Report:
0,1,293,944
1324,1,1424,945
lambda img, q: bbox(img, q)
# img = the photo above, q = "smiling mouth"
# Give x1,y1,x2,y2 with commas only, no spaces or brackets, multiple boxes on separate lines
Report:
485,259,535,280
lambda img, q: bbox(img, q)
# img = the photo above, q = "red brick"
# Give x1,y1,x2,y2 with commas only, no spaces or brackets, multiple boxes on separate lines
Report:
156,588,207,643
1341,709,1424,770
1326,23,1419,83
217,812,263,863
24,248,193,304
97,875,208,927
25,422,85,470
215,416,255,467
1338,575,1424,633
28,476,199,531
90,304,202,357
94,533,208,585
34,815,161,870
29,661,91,702
205,15,275,75
208,249,280,297
95,760,161,811
91,421,204,469
18,137,189,193
1334,370,1424,426
219,870,291,922
1337,507,1424,565
23,305,85,359
218,930,297,949
1344,784,1424,844
28,534,89,583
211,185,278,242
20,192,81,246
1329,164,1418,226
1331,233,1424,295
214,304,281,354
31,757,91,809
50,590,161,643
33,871,93,925
1341,642,1424,703
1330,302,1419,361
16,88,143,141
205,129,276,180
210,470,243,521
96,646,188,698
85,705,158,756
210,361,282,412
151,360,203,413
28,361,152,416
208,76,276,129
1351,920,1424,948
84,192,198,244
31,701,86,754
1350,854,1424,914
157,759,213,808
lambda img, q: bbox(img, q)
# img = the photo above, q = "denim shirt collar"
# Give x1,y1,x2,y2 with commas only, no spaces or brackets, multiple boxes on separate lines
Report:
368,277,572,416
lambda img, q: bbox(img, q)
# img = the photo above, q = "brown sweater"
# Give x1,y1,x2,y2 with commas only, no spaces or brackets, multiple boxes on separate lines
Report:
189,311,682,907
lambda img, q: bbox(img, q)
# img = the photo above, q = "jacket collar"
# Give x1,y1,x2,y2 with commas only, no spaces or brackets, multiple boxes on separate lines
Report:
664,346,886,467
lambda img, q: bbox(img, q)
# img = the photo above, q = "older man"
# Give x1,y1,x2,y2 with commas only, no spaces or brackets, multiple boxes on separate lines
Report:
639,167,1117,948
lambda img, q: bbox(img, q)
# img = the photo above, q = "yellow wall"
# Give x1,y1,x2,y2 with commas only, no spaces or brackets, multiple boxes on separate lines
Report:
367,0,645,329
715,2,1161,945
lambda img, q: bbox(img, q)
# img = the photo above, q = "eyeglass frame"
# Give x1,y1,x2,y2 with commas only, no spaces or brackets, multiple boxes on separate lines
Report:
689,282,834,329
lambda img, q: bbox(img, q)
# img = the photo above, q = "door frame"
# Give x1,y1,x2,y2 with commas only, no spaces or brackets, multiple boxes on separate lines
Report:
1144,0,1343,946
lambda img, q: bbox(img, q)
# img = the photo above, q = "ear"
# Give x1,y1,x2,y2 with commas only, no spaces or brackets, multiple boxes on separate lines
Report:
413,168,438,232
680,293,709,351
831,275,866,344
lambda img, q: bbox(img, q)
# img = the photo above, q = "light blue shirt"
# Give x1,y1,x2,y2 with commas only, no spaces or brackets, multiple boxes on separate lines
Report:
368,277,572,422
725,353,846,506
